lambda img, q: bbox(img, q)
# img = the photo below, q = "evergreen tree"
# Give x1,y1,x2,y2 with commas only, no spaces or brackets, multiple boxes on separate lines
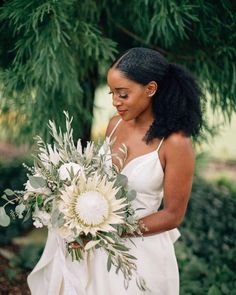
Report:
0,0,235,143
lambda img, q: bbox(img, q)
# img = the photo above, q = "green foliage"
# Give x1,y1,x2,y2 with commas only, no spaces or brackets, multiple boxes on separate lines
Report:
214,175,236,198
0,0,117,143
106,0,236,116
0,157,32,244
5,244,44,282
177,177,236,294
0,1,235,142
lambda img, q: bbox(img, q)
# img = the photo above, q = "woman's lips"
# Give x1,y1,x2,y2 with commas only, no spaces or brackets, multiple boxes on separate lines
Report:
118,110,127,116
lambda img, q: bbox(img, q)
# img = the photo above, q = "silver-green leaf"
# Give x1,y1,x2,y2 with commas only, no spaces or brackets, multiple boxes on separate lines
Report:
0,207,11,227
29,176,46,189
127,190,136,201
115,174,128,187
107,253,112,272
4,189,15,196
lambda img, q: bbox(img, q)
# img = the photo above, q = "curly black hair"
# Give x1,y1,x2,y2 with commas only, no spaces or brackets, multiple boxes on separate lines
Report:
111,47,203,142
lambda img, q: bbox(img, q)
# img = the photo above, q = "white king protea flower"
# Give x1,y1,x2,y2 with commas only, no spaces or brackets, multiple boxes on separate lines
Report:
58,162,82,181
58,173,127,236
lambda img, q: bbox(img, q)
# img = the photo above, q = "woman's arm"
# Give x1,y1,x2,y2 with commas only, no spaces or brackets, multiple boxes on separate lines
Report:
138,132,195,235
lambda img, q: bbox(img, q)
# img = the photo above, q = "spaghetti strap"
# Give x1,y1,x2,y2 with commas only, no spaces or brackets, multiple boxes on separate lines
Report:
156,137,164,152
108,118,122,139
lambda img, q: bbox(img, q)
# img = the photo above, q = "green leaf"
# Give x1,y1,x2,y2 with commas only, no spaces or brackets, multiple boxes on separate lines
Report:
29,176,46,189
75,236,84,247
84,240,100,250
37,195,43,207
115,189,123,199
4,189,15,196
1,195,9,202
107,253,112,272
208,285,222,295
23,209,32,222
113,243,129,251
127,190,136,201
115,174,128,187
0,207,11,227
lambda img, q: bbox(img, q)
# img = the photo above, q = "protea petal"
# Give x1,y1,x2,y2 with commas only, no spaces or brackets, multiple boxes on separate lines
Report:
58,173,127,238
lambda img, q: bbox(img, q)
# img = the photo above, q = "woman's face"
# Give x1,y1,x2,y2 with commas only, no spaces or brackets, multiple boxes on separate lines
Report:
107,68,154,121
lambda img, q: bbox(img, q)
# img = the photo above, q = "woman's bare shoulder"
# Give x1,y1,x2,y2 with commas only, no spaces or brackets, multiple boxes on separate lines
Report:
105,115,121,137
164,132,194,156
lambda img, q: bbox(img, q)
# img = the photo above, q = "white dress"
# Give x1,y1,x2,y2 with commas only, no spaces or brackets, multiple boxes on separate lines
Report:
28,120,180,295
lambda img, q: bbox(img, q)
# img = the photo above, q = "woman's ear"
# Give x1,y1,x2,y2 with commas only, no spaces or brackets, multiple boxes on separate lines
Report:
146,81,158,97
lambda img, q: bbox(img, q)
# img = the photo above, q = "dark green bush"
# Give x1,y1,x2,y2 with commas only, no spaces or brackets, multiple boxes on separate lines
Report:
5,244,44,282
177,177,236,295
0,157,33,245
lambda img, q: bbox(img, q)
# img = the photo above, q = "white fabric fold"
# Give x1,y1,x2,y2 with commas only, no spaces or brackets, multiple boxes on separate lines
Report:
28,229,90,295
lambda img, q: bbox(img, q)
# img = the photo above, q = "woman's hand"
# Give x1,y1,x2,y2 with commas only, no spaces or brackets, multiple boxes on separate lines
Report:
68,242,84,249
68,240,89,250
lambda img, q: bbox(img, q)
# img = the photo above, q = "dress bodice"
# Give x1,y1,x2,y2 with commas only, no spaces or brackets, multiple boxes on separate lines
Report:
120,149,164,218
104,118,165,218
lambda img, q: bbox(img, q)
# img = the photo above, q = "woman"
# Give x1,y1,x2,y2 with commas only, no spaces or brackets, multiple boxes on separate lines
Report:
28,47,202,294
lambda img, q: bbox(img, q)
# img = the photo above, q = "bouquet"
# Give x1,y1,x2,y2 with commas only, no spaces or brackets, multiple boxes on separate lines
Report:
0,112,147,291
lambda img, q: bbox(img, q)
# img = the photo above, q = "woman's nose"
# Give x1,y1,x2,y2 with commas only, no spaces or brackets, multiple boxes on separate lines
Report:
112,97,122,107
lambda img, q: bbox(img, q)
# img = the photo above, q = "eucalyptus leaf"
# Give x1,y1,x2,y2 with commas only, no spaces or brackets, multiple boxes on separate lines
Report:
29,176,46,189
115,174,128,187
115,189,123,199
4,189,15,196
1,195,9,202
0,207,11,227
127,190,137,201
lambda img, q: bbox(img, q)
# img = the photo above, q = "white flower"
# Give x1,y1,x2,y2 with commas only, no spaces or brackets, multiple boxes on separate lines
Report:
33,210,51,227
33,219,43,228
58,162,82,181
58,173,127,237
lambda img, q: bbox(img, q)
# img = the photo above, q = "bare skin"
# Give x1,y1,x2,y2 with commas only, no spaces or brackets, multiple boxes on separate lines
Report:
70,68,195,248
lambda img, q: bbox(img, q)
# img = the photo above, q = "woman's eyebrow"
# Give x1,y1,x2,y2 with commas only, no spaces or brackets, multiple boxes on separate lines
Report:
114,87,129,90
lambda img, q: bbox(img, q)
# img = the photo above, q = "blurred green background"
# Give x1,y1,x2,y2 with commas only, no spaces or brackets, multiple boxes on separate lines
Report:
0,1,235,294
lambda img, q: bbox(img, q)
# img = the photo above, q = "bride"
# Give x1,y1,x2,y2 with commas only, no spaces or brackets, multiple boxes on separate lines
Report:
28,47,202,294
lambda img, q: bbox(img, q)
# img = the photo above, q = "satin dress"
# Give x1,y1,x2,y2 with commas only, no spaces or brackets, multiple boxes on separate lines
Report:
28,119,180,295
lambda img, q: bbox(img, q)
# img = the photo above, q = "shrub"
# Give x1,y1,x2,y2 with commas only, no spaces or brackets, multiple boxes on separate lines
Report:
177,177,236,294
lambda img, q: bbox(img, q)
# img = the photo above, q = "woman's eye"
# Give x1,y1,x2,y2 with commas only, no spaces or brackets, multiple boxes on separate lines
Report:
108,91,128,99
119,94,128,99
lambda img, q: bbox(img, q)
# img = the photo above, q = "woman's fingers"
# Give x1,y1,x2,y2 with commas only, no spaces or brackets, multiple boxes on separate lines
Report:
69,242,82,249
